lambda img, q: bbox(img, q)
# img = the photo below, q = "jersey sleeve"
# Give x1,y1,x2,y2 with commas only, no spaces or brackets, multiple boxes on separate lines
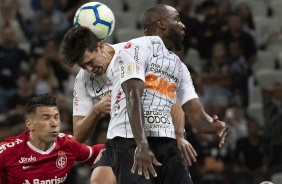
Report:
66,135,103,166
117,37,149,84
73,69,93,116
177,63,198,105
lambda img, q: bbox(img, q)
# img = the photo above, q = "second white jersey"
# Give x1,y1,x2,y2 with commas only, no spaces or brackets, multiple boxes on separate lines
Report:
73,43,125,116
108,36,198,139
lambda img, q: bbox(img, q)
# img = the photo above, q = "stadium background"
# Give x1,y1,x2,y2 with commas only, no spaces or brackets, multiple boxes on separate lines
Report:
0,0,281,183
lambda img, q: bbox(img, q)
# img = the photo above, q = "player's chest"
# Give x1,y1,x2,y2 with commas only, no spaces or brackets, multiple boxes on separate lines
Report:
85,75,112,99
148,52,183,82
6,152,75,183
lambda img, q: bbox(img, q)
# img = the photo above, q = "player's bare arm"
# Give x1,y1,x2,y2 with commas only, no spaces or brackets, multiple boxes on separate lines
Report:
172,99,197,166
73,94,111,143
182,98,228,147
122,78,162,180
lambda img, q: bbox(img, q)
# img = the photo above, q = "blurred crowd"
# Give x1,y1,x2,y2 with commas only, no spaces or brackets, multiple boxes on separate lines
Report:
0,0,281,183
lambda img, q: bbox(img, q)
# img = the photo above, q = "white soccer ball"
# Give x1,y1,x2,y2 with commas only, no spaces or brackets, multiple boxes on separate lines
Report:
73,2,115,40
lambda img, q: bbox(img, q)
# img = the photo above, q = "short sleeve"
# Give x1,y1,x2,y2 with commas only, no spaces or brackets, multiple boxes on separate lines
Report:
177,64,198,105
73,69,93,116
117,38,149,84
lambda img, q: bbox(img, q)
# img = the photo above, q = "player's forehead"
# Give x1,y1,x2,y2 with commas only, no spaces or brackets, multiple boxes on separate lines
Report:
35,106,59,116
79,49,97,66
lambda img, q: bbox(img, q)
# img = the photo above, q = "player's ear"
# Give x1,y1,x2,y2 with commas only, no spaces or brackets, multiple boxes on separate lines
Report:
157,19,166,30
25,119,34,131
97,42,104,51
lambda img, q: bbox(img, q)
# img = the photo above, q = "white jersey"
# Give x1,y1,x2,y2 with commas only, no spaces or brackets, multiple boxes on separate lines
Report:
108,36,198,139
73,43,125,116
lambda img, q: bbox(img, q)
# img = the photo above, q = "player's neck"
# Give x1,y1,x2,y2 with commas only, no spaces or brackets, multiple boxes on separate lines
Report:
28,134,54,151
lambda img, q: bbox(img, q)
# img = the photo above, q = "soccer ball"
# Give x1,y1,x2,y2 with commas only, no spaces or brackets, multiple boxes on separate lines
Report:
73,2,115,40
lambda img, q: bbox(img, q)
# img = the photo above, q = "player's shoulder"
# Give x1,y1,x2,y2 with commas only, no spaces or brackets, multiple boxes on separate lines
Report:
0,132,27,155
56,133,77,146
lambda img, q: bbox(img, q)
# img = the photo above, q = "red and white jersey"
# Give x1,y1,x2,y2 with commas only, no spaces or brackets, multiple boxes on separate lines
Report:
73,43,125,116
108,36,198,139
0,131,103,184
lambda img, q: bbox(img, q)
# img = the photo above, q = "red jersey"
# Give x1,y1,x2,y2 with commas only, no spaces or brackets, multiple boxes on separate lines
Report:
0,131,103,184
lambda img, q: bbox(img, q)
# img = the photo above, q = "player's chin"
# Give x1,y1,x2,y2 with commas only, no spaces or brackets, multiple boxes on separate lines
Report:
49,136,58,143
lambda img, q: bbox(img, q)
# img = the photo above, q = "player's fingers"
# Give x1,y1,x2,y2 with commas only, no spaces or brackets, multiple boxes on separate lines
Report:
182,148,192,166
148,160,158,177
131,161,137,173
219,130,227,147
152,157,162,167
143,164,150,180
186,144,197,162
212,115,218,121
189,144,197,158
138,161,143,175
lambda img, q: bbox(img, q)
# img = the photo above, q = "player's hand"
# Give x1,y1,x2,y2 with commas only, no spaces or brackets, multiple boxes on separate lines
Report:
96,94,111,114
176,135,197,166
131,143,162,180
211,115,228,147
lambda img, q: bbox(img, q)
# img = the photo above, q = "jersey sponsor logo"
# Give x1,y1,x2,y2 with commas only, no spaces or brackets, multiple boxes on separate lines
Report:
144,73,177,99
153,53,160,58
96,85,104,93
23,173,67,184
74,97,79,111
22,164,34,169
150,39,161,45
120,66,125,78
56,151,67,169
118,52,123,64
114,90,122,115
144,110,171,125
98,90,111,100
73,78,78,96
149,63,180,84
19,155,36,163
124,42,132,49
136,63,141,73
134,45,139,62
144,124,171,130
0,138,23,154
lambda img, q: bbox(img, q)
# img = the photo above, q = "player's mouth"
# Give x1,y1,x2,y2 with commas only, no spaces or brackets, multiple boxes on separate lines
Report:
51,131,59,136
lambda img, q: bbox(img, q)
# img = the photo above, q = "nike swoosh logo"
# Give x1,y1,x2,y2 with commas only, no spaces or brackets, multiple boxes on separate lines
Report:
96,86,104,93
153,53,159,57
22,165,34,169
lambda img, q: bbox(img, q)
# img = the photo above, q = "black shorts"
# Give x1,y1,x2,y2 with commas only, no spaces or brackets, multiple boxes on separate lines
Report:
92,137,193,184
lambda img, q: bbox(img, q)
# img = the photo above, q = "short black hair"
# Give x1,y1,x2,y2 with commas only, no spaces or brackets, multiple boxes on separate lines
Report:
59,26,100,67
25,93,57,116
143,4,167,30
